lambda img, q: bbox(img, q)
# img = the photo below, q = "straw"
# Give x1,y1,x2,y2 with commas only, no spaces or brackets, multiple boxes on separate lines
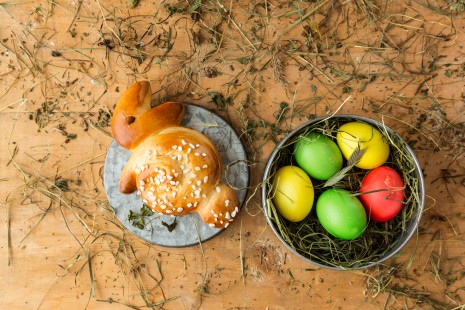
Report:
264,116,422,269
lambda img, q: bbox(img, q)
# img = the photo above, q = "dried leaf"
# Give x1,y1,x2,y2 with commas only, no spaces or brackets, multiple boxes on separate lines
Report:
54,178,71,192
129,0,141,9
127,210,145,230
140,204,154,217
324,144,366,187
208,92,234,110
161,218,178,232
127,205,154,229
188,0,202,12
347,143,367,166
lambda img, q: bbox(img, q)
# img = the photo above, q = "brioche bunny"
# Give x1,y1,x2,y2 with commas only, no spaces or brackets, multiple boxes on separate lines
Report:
111,81,240,228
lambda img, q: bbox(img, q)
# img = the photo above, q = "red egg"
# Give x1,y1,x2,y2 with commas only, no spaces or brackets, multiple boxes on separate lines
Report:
359,166,405,222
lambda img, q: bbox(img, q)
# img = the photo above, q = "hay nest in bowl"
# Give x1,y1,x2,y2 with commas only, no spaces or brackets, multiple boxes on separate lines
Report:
263,115,424,270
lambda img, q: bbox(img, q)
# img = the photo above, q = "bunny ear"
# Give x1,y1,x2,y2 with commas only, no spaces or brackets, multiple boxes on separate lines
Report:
111,81,185,150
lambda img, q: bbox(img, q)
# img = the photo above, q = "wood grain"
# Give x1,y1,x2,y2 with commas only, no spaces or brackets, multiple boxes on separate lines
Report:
1,1,465,309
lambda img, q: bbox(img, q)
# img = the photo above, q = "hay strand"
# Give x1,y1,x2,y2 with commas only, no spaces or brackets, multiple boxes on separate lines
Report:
264,116,423,269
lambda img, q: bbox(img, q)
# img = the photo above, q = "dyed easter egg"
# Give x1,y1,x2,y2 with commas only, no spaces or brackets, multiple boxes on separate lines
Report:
359,166,405,222
316,188,367,240
294,132,343,180
272,166,314,222
337,122,389,169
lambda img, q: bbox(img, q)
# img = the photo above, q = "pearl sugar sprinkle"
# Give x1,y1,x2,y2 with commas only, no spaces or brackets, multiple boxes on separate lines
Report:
136,138,239,227
139,139,211,216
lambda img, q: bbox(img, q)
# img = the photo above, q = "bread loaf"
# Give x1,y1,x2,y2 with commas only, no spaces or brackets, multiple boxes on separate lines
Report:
111,81,240,228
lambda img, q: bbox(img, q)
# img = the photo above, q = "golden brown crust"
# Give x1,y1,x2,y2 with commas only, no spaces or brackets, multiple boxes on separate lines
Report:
196,184,240,228
119,127,228,216
111,81,185,150
112,82,241,229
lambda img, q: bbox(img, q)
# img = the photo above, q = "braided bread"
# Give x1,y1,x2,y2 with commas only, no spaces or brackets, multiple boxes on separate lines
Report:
111,81,240,228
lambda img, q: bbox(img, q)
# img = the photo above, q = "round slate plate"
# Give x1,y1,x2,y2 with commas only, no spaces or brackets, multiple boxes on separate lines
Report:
104,104,249,247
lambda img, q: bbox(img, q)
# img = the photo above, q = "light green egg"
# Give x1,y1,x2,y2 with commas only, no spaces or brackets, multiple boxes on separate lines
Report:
294,132,343,180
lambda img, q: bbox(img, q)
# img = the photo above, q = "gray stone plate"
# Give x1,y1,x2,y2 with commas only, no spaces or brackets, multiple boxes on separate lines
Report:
104,104,249,247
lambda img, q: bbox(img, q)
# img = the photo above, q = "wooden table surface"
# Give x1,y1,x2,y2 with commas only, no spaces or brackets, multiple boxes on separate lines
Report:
1,1,465,309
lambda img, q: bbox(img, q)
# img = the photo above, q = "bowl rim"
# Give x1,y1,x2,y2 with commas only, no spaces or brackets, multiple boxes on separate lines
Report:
261,113,426,270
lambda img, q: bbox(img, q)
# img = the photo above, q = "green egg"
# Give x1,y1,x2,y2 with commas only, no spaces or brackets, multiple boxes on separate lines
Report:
294,132,343,180
316,188,367,240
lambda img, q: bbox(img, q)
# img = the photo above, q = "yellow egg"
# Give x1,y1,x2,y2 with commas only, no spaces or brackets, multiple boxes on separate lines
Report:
272,166,314,222
336,122,390,169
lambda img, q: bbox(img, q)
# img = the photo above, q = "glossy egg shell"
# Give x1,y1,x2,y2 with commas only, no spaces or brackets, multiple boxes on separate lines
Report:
294,132,343,180
336,122,390,170
272,166,314,222
316,188,367,240
359,166,405,222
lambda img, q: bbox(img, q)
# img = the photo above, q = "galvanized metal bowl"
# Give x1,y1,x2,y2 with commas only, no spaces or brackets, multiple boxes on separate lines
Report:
262,114,425,270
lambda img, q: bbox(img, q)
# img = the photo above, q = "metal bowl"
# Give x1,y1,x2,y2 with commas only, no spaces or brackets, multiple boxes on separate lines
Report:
262,114,425,270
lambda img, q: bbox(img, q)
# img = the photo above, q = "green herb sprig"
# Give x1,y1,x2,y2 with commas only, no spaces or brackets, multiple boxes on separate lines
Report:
127,204,153,230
